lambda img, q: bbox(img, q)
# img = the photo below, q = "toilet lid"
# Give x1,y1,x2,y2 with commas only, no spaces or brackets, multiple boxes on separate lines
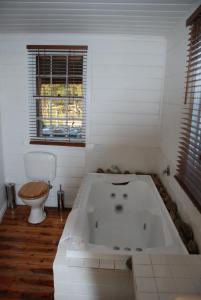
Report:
18,181,49,200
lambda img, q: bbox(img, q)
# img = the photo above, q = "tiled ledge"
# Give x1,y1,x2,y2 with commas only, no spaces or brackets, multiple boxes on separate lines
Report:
66,256,129,270
57,253,201,299
132,254,201,300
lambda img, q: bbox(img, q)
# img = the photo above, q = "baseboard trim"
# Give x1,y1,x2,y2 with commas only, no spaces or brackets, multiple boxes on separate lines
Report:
0,201,7,223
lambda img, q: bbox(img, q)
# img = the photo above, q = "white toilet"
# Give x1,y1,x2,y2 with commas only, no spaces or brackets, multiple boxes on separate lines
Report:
18,152,56,224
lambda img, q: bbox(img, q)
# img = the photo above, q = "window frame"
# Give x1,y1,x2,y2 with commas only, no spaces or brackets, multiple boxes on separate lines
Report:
175,5,201,212
27,45,88,147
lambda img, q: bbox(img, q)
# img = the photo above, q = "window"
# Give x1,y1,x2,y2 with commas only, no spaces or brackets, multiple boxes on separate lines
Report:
176,5,201,210
27,45,88,146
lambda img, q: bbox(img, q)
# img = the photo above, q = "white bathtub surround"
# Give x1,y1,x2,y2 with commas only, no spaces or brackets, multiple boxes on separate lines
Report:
54,173,188,299
54,248,201,299
133,254,201,300
54,244,134,300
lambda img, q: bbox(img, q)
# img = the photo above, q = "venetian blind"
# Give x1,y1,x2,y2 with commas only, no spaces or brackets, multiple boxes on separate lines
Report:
176,5,201,209
27,45,88,145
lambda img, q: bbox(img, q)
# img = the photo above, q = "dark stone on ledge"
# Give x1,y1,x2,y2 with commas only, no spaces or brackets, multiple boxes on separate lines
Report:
97,168,104,173
166,201,177,214
154,179,163,189
124,170,130,174
163,194,171,205
187,239,199,254
126,257,132,271
175,218,194,242
135,171,147,175
169,210,178,222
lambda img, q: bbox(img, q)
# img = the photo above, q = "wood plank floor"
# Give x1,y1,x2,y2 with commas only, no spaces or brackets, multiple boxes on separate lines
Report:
0,206,70,300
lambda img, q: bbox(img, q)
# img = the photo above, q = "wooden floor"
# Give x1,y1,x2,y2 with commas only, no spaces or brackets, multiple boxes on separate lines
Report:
0,206,70,300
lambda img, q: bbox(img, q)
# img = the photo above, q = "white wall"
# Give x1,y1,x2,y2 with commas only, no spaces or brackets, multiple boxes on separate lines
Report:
158,2,201,249
0,33,166,207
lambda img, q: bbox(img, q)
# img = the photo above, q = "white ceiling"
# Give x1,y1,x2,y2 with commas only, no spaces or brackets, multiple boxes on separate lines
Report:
0,0,197,35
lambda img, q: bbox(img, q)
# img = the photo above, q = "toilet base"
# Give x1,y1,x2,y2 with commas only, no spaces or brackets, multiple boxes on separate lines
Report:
28,207,46,224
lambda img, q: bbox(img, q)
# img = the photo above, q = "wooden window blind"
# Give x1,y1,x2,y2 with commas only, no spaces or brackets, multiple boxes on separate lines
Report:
176,5,201,210
27,45,88,146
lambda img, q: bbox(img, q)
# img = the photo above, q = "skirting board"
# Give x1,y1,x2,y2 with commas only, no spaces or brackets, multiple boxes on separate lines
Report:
0,201,7,223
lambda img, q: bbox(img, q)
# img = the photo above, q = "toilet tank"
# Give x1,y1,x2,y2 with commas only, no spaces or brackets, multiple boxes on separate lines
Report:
24,152,56,181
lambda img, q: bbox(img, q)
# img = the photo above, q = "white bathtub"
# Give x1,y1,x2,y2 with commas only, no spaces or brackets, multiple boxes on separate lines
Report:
59,173,187,258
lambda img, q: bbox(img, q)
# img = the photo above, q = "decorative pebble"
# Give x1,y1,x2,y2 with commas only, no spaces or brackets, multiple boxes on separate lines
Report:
136,171,146,175
97,168,104,173
166,201,177,214
169,209,178,222
187,239,199,254
175,218,194,242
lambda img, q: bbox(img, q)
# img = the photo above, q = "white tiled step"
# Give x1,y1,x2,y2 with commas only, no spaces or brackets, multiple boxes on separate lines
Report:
132,254,201,300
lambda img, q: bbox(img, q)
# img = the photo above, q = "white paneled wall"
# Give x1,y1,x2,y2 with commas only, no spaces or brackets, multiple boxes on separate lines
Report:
90,38,165,147
0,33,166,207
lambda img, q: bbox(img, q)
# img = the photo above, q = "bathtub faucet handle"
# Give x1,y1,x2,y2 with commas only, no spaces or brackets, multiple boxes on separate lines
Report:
163,166,170,176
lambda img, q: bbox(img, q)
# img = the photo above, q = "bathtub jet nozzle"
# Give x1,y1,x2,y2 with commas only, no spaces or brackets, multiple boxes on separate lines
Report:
115,204,123,212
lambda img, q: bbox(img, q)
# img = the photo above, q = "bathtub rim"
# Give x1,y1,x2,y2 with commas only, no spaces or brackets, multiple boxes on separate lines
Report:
59,173,188,258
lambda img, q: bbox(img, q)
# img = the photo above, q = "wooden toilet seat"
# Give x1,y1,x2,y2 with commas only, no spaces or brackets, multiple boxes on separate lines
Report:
18,181,49,200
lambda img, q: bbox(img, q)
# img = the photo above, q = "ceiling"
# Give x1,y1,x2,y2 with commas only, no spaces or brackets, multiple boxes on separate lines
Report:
0,0,197,35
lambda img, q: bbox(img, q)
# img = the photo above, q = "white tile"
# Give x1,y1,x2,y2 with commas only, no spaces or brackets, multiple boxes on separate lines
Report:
67,258,85,267
155,278,176,293
158,294,183,300
151,255,169,265
188,265,201,278
186,255,201,266
134,265,154,277
132,254,151,265
167,255,188,266
170,265,191,279
193,278,201,294
114,260,128,271
83,258,100,269
174,278,198,294
153,265,172,278
135,278,157,293
100,259,115,270
137,292,159,300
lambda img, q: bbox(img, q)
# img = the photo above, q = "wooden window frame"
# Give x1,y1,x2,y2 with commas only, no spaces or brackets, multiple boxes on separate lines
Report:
27,45,87,147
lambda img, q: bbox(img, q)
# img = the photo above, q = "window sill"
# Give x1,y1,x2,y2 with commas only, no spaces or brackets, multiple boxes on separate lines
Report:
30,140,85,147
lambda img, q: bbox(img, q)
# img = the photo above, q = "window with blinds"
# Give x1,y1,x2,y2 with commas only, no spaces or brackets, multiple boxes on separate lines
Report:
176,5,201,210
27,45,88,146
